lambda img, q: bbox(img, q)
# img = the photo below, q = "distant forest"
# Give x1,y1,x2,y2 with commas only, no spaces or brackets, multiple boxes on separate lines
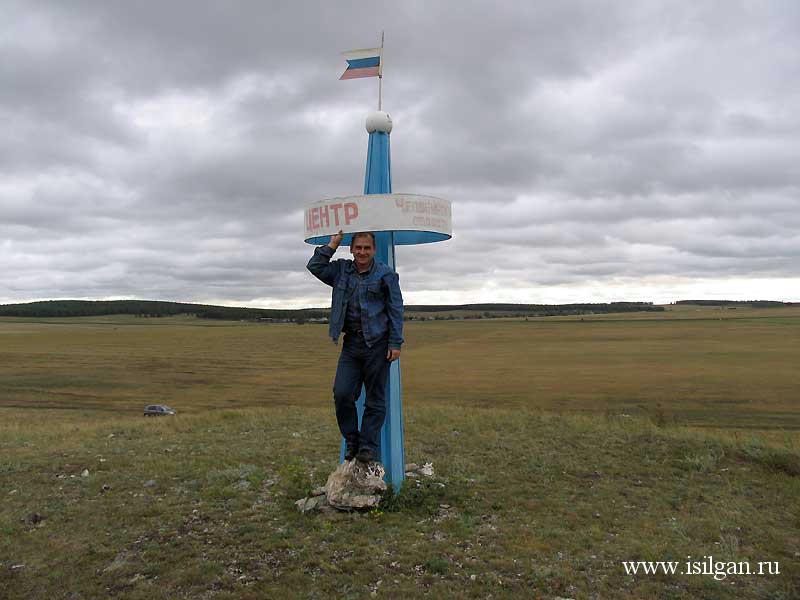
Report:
0,299,792,322
0,300,327,321
674,300,796,307
0,299,667,321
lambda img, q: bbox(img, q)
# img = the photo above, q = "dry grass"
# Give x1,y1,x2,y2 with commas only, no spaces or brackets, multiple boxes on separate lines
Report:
1,307,799,430
1,310,799,599
2,406,799,599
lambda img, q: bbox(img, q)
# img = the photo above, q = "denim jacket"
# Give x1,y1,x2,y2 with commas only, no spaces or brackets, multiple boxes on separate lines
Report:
307,245,404,350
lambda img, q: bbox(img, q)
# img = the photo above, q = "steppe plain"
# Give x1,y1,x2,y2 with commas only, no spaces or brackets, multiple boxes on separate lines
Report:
2,304,798,598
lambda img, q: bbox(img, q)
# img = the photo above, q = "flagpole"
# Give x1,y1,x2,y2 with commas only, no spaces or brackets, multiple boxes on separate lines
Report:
378,31,384,111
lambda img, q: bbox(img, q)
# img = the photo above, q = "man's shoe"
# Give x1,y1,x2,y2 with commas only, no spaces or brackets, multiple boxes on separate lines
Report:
344,443,358,461
355,448,375,464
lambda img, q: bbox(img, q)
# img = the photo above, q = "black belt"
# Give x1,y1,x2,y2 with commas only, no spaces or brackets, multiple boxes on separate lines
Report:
344,327,364,336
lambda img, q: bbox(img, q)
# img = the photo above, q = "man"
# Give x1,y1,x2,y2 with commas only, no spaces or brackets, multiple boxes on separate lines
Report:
306,230,404,464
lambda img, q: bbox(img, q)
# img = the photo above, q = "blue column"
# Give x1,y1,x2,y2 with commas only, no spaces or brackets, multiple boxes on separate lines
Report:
339,130,405,493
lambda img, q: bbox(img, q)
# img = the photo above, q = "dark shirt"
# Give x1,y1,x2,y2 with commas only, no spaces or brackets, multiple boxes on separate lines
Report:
344,260,375,331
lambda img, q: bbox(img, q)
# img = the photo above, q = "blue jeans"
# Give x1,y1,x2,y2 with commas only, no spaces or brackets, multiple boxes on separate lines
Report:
333,332,390,453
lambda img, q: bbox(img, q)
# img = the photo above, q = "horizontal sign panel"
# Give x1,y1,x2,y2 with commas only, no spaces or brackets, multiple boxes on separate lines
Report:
303,193,452,246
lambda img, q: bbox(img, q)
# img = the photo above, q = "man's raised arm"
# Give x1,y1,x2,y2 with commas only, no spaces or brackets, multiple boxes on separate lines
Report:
306,230,344,287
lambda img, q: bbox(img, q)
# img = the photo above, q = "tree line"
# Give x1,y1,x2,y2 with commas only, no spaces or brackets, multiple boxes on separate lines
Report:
0,299,672,321
674,300,796,307
407,302,664,315
0,300,327,320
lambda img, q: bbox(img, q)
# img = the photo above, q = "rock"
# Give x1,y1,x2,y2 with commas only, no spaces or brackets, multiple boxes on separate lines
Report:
22,513,45,525
310,486,327,497
295,494,332,514
143,480,156,488
80,469,90,477
434,506,454,524
20,512,47,527
405,463,419,472
419,462,435,477
101,484,112,493
103,551,130,573
325,460,386,510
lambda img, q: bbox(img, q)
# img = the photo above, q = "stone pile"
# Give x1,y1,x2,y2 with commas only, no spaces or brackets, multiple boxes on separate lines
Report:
295,459,386,513
295,460,436,513
404,462,434,478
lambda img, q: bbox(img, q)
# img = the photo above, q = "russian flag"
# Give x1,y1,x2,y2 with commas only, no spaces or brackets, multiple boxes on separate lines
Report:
340,47,382,80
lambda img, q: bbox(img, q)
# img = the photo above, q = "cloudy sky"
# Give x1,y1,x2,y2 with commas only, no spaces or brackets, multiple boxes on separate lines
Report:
2,1,799,308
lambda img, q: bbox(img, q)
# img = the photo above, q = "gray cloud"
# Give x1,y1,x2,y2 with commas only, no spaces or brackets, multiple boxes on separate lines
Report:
1,1,799,307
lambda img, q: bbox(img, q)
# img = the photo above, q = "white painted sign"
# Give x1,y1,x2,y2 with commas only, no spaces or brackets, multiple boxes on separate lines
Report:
303,193,452,245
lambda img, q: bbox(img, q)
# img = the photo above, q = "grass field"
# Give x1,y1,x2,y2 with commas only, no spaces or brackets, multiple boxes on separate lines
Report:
2,305,799,429
1,307,799,598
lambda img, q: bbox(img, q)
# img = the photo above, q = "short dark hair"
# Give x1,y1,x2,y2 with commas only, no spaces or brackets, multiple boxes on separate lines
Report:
351,232,376,248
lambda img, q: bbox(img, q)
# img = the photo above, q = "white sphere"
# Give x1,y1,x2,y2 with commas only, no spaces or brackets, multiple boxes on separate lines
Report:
366,111,392,133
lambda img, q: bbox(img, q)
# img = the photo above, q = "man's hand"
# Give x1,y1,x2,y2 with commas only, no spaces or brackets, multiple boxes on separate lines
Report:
327,230,344,250
387,348,401,362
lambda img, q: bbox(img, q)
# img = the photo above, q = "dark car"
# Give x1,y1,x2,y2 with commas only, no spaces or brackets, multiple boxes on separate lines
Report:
143,404,176,417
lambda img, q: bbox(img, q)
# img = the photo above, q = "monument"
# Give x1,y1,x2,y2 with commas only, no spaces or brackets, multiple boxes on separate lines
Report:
304,39,452,492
